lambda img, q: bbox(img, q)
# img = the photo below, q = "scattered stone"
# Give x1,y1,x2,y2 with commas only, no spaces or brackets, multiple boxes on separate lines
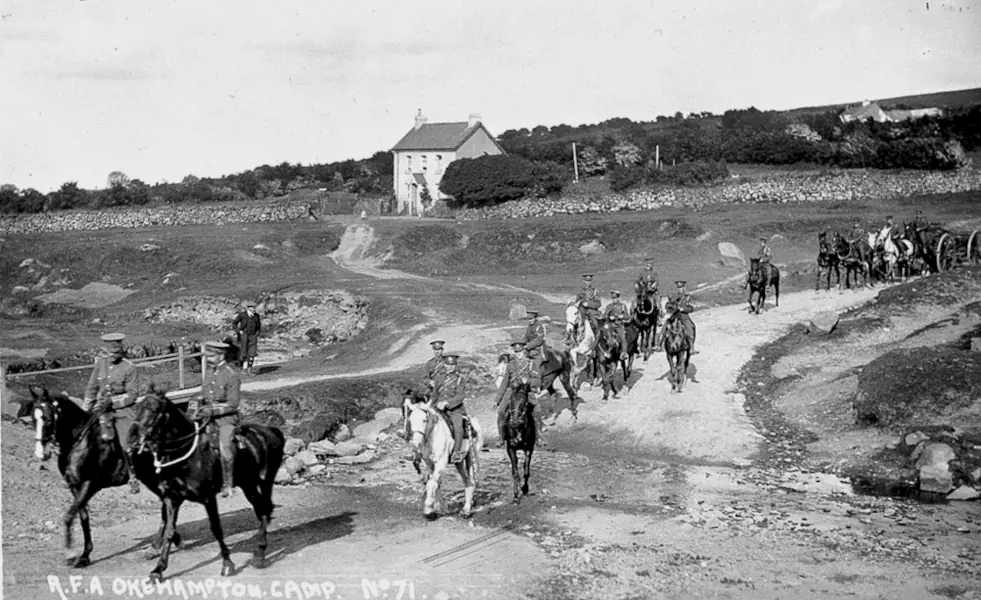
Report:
904,431,930,447
274,467,292,484
971,337,981,353
969,468,981,485
284,456,306,477
253,243,271,251
335,450,376,465
308,464,327,476
947,486,980,501
919,465,954,494
294,450,320,467
578,240,606,255
140,244,160,252
509,303,528,321
353,420,390,442
914,443,956,470
11,286,30,295
333,424,352,442
283,437,305,456
307,440,337,456
717,242,746,267
332,440,365,457
807,311,840,334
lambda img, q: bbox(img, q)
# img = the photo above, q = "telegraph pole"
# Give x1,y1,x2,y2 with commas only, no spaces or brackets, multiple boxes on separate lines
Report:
572,143,580,183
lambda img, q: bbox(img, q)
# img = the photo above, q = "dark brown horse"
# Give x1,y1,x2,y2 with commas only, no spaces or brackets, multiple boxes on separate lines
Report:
133,388,285,581
631,287,659,360
816,232,841,291
534,347,580,417
833,232,873,289
663,309,695,392
747,258,780,314
594,319,629,401
29,386,159,568
501,381,536,504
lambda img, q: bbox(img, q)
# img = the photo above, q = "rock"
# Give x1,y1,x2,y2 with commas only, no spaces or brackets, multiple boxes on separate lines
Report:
332,440,365,457
294,450,320,467
946,485,980,501
578,240,606,255
904,431,930,447
373,407,404,426
717,242,746,267
509,303,528,321
971,337,981,353
308,464,327,476
274,467,292,484
283,437,306,456
353,420,390,442
970,468,981,485
307,440,337,456
305,328,326,344
332,423,352,442
919,465,954,494
808,311,840,334
253,243,271,251
914,443,957,470
11,286,30,295
335,450,376,465
284,456,306,476
140,244,160,252
291,415,336,444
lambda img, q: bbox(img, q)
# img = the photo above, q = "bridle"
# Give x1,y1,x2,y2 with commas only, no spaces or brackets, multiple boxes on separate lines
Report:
137,396,203,474
34,399,58,458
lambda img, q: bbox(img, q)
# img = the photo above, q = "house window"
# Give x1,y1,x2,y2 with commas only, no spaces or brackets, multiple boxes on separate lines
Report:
436,154,442,172
422,155,428,172
406,155,412,173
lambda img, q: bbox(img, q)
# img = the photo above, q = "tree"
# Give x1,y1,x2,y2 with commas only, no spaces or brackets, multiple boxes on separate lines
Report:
612,139,643,168
107,171,130,188
47,181,86,211
439,155,537,208
0,184,18,213
577,145,608,177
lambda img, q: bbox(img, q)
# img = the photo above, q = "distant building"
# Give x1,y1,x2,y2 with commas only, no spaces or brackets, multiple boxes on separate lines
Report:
839,99,944,124
390,110,505,216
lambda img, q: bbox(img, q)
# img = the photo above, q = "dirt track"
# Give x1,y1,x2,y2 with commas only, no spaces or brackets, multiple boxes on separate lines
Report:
5,223,981,600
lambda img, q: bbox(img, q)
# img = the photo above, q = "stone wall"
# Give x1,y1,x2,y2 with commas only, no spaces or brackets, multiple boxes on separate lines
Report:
0,202,310,235
456,169,981,221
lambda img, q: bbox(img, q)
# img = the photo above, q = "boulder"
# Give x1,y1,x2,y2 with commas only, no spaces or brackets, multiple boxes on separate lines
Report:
904,431,930,447
918,465,954,494
353,420,390,442
808,311,840,334
1,383,23,420
274,467,293,484
332,440,365,457
374,407,404,426
284,456,306,477
294,450,320,467
335,450,376,465
11,286,30,295
307,440,337,456
914,443,957,470
509,303,528,321
291,415,336,444
971,337,981,353
947,485,980,501
332,423,352,442
308,464,328,476
717,242,746,267
578,240,606,255
968,468,981,485
283,437,306,457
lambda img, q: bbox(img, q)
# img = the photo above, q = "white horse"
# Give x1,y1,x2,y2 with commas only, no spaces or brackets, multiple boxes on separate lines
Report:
652,295,669,352
402,397,483,520
873,232,914,281
565,303,596,389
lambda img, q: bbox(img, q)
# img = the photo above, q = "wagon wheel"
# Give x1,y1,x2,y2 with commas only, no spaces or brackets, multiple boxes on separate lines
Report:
934,233,956,273
968,229,981,266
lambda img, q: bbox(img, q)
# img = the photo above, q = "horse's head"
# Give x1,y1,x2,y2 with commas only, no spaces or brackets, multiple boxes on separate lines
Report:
134,386,175,454
29,385,59,461
403,400,435,456
565,303,580,335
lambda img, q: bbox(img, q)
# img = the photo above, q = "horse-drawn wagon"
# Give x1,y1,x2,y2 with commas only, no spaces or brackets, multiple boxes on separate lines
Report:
932,227,981,272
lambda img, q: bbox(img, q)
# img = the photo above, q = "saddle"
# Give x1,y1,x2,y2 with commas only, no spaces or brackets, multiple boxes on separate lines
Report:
437,411,476,442
538,347,564,373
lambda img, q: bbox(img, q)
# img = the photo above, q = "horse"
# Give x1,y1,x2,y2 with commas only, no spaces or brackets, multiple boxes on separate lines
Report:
652,294,669,352
401,396,483,520
29,385,144,568
133,388,285,581
833,232,872,289
500,382,536,504
631,286,659,360
747,257,780,315
663,307,695,392
593,318,629,401
816,232,841,291
534,346,581,417
565,302,597,388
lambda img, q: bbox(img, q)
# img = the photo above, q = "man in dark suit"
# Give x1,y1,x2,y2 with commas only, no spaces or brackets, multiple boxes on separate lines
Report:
232,301,261,375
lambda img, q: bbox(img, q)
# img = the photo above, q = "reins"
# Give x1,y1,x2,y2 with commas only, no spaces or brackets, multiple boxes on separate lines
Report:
150,423,203,474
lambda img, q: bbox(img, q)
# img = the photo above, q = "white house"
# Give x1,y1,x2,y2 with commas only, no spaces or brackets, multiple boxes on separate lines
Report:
390,110,505,216
840,99,944,124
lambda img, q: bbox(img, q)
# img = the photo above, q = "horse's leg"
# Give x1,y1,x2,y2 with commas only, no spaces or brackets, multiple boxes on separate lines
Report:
665,353,676,392
521,448,533,496
242,483,271,569
73,495,95,568
149,497,181,582
774,278,779,308
680,350,691,391
506,443,520,504
64,481,96,552
146,501,181,559
455,459,476,518
423,465,443,519
559,369,578,417
203,496,235,577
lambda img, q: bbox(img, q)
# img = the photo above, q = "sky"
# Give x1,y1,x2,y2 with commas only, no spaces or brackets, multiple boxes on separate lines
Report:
2,0,979,192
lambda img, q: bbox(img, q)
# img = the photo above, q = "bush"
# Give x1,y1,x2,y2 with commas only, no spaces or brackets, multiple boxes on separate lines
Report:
440,155,547,208
873,138,969,170
609,166,645,192
646,160,730,187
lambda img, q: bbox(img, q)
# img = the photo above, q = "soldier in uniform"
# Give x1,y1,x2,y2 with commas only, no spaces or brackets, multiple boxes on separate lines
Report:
667,281,698,355
635,257,659,297
602,290,630,360
524,310,549,377
432,354,469,464
574,274,602,337
913,210,927,231
82,332,145,494
232,301,262,375
743,237,772,289
494,340,546,448
188,341,242,498
847,219,866,247
876,215,896,248
423,340,447,398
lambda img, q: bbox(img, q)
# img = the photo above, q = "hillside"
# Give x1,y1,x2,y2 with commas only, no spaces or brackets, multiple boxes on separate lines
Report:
782,86,981,118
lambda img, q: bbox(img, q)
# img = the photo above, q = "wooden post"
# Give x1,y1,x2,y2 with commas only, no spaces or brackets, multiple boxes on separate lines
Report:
178,346,185,390
572,143,580,183
201,352,207,384
655,145,660,170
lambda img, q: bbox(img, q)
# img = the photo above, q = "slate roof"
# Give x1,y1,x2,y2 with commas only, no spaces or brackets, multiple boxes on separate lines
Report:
840,103,892,122
392,122,487,151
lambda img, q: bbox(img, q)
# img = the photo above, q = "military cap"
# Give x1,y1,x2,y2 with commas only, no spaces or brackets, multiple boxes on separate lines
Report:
429,340,445,348
510,340,527,350
526,310,539,317
204,340,229,352
442,354,460,365
100,333,126,343
645,257,655,262
582,274,594,279
245,300,256,308
610,290,620,296
916,210,923,215
885,215,893,220
675,280,687,287
759,236,768,242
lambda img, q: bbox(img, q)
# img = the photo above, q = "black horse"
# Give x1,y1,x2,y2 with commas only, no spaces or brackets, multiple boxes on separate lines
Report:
833,232,872,289
747,258,780,314
663,308,695,392
501,381,536,504
631,287,659,360
534,347,581,417
133,388,285,581
816,232,841,291
29,385,153,568
594,319,630,401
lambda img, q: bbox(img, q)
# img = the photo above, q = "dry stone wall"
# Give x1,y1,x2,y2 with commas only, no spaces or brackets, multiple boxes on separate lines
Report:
0,202,309,235
456,169,981,221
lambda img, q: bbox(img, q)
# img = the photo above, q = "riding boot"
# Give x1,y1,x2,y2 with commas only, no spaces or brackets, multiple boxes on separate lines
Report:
125,452,141,494
98,412,116,442
221,456,235,498
247,359,255,376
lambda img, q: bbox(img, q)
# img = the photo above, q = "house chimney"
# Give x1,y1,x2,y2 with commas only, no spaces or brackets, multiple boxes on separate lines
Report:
414,109,427,131
468,113,481,128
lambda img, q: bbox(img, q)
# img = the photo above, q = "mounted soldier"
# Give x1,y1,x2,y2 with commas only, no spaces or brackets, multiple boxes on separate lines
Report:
495,340,546,449
666,281,698,355
847,219,866,247
82,332,145,494
187,340,242,498
574,274,601,336
432,354,469,464
524,310,550,377
602,290,630,361
634,257,659,299
876,215,896,249
913,210,927,231
742,237,772,289
423,340,447,399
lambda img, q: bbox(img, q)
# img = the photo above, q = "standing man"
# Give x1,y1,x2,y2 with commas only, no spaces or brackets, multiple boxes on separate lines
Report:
232,301,261,375
82,332,145,494
495,341,546,448
433,355,469,464
667,281,698,355
603,290,630,361
188,341,242,498
423,340,447,399
524,310,549,377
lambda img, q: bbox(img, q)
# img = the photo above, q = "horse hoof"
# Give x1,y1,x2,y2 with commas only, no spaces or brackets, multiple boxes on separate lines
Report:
253,556,267,570
512,497,521,505
220,561,235,577
144,548,160,561
149,571,164,584
173,532,182,549
521,484,530,495
461,510,473,519
68,555,91,569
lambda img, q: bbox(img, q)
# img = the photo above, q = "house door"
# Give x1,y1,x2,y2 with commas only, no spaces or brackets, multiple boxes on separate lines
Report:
410,184,418,216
